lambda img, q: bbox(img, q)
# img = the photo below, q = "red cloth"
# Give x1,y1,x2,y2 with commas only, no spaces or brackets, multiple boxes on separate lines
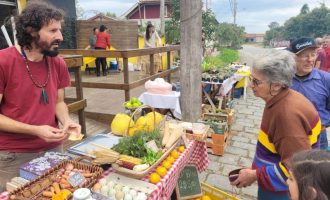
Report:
0,141,209,198
323,47,330,72
0,46,70,152
103,141,209,200
316,48,327,70
95,32,111,49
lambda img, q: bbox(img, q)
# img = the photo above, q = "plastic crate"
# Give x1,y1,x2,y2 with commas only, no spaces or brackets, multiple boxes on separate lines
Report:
201,182,240,200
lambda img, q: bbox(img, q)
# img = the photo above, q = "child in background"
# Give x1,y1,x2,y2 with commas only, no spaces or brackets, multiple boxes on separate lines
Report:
287,150,330,200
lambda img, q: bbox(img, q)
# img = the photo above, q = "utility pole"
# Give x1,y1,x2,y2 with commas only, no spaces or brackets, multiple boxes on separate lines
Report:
233,0,237,25
180,0,203,121
160,0,165,35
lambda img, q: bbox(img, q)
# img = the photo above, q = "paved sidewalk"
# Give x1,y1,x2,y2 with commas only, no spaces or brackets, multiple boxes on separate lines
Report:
200,88,330,200
200,89,264,200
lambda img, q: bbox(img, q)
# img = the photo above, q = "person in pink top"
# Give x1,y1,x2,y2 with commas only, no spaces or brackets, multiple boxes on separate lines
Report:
95,25,111,76
0,1,81,192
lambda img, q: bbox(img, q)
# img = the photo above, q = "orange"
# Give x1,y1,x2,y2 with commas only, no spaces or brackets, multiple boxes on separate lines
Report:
171,150,179,159
201,195,212,200
166,156,175,164
156,166,167,177
149,172,161,184
162,160,171,170
178,145,185,153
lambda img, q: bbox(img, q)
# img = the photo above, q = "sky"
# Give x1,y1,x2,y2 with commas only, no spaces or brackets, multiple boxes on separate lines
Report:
78,0,330,33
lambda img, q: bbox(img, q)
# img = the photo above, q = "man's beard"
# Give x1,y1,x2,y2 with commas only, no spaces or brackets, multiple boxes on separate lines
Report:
36,39,61,57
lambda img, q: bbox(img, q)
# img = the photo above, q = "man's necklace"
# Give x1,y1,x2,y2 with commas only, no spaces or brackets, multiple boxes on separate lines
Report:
21,47,50,104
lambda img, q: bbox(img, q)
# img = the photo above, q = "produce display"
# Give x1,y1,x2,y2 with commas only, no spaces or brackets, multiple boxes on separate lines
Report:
92,173,156,200
124,97,143,109
10,160,103,200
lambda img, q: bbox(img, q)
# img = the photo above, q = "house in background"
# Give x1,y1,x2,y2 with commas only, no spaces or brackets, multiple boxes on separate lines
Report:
245,33,265,43
120,0,172,29
87,13,118,22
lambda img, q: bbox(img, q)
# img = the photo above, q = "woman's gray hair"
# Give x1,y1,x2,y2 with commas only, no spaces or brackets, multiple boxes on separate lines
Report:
252,49,296,88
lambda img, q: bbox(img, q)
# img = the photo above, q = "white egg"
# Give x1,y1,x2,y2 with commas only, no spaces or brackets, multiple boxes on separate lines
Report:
107,180,115,190
100,185,108,196
124,193,133,200
129,189,137,197
109,188,116,197
114,183,123,192
136,192,148,200
122,186,131,194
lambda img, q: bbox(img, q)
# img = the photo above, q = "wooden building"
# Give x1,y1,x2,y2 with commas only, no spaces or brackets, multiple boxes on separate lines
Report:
120,0,172,28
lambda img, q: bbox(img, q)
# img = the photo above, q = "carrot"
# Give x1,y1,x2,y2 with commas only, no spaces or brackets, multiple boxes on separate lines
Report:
42,191,53,197
53,182,61,194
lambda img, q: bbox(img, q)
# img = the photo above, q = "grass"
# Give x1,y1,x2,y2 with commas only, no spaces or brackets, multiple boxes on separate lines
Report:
202,48,239,71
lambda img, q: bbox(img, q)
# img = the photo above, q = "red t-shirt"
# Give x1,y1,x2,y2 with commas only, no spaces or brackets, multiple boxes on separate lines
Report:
0,46,71,152
95,32,111,49
323,47,330,72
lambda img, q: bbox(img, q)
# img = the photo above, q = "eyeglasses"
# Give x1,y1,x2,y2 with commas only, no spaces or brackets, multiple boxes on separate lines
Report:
249,76,263,87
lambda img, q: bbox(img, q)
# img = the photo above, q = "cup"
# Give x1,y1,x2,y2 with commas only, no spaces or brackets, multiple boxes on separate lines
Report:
228,168,242,182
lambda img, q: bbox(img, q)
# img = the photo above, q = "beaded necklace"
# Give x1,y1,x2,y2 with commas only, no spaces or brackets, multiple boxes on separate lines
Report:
21,47,50,104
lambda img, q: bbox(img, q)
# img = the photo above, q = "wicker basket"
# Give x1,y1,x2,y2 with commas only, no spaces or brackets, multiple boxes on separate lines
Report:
9,158,103,200
112,105,170,179
112,139,180,179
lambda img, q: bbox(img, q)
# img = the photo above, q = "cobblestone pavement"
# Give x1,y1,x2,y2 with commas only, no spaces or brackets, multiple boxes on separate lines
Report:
199,89,263,200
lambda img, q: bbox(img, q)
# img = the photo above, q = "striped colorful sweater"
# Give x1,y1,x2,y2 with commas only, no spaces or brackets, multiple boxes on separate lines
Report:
252,89,321,194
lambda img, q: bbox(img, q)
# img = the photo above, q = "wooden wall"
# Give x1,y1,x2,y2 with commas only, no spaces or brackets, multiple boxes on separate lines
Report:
76,20,139,50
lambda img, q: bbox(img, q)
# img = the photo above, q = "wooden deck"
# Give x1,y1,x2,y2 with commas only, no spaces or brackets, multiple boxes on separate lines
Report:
63,70,180,149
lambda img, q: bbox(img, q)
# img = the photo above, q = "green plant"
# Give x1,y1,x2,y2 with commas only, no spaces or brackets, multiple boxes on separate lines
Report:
112,129,162,158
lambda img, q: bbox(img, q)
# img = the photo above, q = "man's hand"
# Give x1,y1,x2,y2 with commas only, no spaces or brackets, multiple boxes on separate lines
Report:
35,125,68,143
231,168,257,188
62,120,82,138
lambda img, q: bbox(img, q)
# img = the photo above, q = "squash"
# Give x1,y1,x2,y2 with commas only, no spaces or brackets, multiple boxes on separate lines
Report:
110,113,134,135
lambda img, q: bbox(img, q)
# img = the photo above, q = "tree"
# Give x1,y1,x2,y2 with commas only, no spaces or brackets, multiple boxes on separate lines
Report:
215,23,245,49
264,21,285,46
202,9,218,41
284,4,330,38
300,4,310,15
105,12,116,17
165,0,222,44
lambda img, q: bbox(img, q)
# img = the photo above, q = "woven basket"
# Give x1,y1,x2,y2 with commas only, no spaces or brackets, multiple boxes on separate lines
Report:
9,158,103,200
112,138,180,179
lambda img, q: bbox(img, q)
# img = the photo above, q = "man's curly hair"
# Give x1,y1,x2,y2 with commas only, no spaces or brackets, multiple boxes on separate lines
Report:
15,0,64,49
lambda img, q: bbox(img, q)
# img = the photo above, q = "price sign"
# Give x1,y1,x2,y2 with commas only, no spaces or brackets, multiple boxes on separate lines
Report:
68,172,86,187
176,165,202,200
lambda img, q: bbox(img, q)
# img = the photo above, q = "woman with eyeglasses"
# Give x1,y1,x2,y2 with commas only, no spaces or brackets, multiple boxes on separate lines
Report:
230,49,322,200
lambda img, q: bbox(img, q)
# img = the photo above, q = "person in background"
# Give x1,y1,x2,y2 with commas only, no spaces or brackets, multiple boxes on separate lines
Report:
231,49,321,200
321,36,330,72
287,149,330,200
0,1,81,192
290,37,330,149
315,37,326,69
95,24,110,76
144,23,161,48
85,27,99,50
143,24,162,73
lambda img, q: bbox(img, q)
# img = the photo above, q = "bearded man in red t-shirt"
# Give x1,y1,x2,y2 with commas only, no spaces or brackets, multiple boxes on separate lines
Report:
0,1,81,191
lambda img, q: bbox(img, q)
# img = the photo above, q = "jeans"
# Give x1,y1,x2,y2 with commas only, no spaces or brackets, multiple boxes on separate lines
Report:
0,145,63,192
320,129,328,149
258,187,290,200
95,47,107,76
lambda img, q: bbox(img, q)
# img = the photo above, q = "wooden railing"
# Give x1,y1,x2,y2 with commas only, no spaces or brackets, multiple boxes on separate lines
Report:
62,55,87,135
60,45,180,124
60,45,180,101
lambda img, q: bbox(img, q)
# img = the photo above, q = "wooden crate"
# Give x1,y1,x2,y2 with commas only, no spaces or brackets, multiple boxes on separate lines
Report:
206,130,229,156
